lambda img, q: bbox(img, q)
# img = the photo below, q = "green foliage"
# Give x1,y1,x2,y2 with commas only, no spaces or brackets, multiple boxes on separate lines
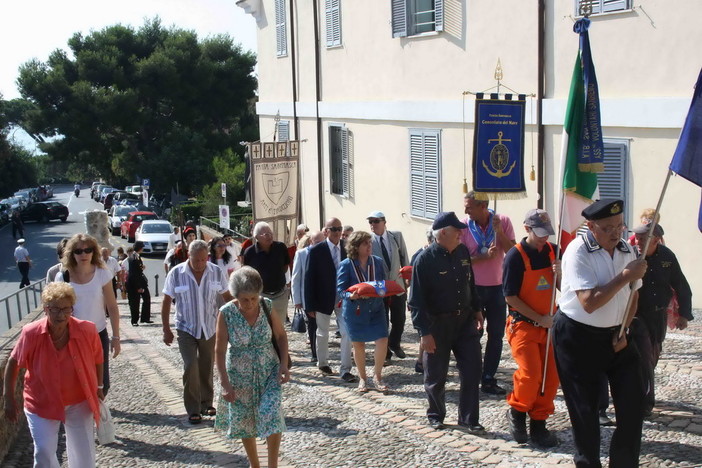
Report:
200,149,247,216
0,96,38,196
14,17,258,192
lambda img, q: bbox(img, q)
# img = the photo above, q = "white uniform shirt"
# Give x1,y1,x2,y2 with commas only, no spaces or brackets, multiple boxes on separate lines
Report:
559,232,641,328
14,246,30,262
104,256,121,277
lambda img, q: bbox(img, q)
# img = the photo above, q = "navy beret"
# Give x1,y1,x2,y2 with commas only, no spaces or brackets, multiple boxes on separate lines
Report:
582,199,624,221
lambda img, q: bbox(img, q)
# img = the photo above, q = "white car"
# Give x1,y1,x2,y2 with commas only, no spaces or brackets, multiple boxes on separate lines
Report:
135,220,173,254
109,205,136,235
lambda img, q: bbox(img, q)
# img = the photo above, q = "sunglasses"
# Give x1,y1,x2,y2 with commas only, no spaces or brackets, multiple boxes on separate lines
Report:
327,226,343,232
368,219,383,224
73,247,94,255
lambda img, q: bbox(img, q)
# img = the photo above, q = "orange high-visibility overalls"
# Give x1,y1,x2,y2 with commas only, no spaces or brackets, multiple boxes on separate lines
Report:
505,242,559,420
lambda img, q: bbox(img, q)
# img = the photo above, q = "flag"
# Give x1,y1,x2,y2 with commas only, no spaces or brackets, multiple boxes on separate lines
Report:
558,18,605,249
669,68,702,231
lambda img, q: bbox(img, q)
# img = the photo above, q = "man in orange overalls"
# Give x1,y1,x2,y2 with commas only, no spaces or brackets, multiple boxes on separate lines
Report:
502,209,560,447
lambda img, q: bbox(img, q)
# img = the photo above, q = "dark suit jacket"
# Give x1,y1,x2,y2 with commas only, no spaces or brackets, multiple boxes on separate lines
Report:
126,254,148,290
304,240,346,315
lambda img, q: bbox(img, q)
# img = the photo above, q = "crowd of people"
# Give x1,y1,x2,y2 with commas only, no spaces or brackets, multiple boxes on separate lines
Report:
2,193,694,468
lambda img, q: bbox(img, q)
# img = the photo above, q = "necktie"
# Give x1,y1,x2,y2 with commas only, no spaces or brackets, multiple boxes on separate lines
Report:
333,245,340,269
380,236,391,267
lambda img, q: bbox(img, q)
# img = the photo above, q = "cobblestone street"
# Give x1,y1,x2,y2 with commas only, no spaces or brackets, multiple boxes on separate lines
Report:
3,298,701,467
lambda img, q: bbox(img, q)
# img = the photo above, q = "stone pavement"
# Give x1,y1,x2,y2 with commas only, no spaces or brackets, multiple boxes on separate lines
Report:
3,297,701,467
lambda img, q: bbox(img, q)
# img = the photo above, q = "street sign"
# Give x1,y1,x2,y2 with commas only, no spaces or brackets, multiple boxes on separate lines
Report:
143,188,149,207
219,205,230,229
143,178,150,189
221,183,226,198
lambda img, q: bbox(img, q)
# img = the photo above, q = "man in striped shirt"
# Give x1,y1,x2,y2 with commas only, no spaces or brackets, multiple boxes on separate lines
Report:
161,240,234,424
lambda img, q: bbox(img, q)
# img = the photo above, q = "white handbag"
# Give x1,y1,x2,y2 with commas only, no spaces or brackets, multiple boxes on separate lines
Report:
96,399,116,444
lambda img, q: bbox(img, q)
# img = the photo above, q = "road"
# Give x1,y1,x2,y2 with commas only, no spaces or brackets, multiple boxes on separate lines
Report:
0,185,168,331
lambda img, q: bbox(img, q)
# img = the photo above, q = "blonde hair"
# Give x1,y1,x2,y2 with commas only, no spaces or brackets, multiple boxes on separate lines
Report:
42,282,77,306
345,230,372,259
62,233,105,270
297,234,311,250
640,208,660,224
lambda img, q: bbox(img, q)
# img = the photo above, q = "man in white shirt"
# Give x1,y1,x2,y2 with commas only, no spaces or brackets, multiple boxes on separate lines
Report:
161,240,234,423
553,199,647,468
14,239,32,289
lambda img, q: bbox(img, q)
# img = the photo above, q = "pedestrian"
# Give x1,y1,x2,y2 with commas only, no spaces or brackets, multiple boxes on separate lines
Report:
58,233,121,396
553,198,647,468
631,221,693,416
46,238,69,283
161,240,233,424
101,248,121,299
461,191,516,395
169,226,197,270
3,282,104,467
126,241,152,325
209,236,237,279
337,231,390,393
242,222,291,324
342,225,354,241
409,229,436,374
409,212,484,433
11,210,24,240
367,211,409,363
14,238,32,289
222,233,242,270
214,266,288,468
503,209,560,447
291,231,325,363
305,218,357,382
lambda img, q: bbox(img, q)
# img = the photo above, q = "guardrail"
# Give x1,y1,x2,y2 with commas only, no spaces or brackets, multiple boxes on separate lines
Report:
0,279,46,340
199,215,250,243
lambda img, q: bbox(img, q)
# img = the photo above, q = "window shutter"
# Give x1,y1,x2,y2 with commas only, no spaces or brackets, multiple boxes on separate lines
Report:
325,0,342,47
341,127,350,197
278,121,290,142
275,0,287,56
391,0,408,38
602,0,629,12
598,140,628,221
434,0,444,32
409,129,442,219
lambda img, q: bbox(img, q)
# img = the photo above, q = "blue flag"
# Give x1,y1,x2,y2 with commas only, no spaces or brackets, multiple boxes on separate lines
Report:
669,68,702,231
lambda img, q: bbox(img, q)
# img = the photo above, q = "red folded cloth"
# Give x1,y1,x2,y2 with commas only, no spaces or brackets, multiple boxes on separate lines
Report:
347,280,404,298
399,265,413,281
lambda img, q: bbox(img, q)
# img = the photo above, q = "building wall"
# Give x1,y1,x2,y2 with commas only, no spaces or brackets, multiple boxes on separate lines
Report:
245,0,702,306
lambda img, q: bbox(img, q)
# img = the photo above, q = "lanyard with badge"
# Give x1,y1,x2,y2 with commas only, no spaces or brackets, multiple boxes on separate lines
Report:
351,260,376,315
468,210,495,254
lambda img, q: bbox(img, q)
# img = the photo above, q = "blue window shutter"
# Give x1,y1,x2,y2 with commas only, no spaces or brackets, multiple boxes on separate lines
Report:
275,0,287,56
392,0,408,38
409,129,442,219
434,0,444,32
325,0,342,47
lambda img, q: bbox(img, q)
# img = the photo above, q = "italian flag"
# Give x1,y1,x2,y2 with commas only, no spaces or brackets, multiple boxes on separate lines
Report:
558,34,603,250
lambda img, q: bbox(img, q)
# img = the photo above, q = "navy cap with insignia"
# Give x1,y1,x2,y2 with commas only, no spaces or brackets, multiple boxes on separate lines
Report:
432,211,468,230
582,199,624,221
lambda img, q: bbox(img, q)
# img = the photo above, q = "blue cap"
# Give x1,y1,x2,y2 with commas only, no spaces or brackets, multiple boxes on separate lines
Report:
582,199,624,220
431,212,468,230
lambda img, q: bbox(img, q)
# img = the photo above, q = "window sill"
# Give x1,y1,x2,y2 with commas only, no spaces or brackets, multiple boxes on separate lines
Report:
406,31,440,39
575,8,633,19
326,44,343,50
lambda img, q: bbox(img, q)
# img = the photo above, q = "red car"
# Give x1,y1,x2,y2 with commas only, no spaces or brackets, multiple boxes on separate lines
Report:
120,211,158,242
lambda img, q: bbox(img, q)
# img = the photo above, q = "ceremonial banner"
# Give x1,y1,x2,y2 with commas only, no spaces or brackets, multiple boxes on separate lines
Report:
248,141,300,234
559,17,605,249
472,96,526,199
669,67,702,232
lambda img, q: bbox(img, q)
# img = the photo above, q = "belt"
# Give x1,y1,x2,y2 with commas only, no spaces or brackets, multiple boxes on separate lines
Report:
557,311,621,335
436,309,471,317
508,310,540,327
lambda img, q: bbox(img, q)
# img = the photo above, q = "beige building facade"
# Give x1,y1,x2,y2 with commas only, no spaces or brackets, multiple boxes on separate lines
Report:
238,0,702,306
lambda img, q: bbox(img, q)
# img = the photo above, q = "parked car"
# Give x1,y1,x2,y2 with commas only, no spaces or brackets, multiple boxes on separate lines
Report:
90,181,103,199
14,190,34,205
135,220,173,254
126,185,143,196
113,191,140,203
0,202,11,224
108,205,135,235
43,185,54,198
120,211,158,242
92,184,108,201
1,197,26,212
20,201,69,223
99,187,116,203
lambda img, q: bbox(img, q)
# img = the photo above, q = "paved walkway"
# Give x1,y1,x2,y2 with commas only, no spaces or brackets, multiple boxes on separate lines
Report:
3,298,701,467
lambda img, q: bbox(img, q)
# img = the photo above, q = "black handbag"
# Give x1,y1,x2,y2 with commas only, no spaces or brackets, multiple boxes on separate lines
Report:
291,307,307,333
260,298,293,368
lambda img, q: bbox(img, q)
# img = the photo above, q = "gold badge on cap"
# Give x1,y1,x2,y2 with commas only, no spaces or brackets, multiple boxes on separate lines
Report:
610,203,622,215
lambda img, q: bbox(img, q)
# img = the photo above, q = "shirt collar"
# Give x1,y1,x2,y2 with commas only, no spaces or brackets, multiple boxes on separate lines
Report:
583,231,632,254
326,238,340,251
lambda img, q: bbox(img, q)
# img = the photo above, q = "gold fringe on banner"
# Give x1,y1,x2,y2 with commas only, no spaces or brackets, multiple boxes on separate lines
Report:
474,191,528,201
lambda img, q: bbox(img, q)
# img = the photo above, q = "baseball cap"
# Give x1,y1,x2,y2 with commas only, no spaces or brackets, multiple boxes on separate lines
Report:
432,212,468,230
524,209,555,237
366,210,385,220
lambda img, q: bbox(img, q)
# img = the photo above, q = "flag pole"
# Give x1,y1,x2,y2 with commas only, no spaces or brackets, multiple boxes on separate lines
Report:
616,169,673,340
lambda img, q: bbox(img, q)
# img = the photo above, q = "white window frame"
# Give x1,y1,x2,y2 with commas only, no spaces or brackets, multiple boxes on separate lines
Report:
325,0,342,48
409,128,442,219
392,0,444,38
275,0,287,57
329,123,350,198
575,0,632,17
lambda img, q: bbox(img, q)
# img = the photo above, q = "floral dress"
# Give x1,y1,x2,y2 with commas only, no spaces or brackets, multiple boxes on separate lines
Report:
214,298,285,439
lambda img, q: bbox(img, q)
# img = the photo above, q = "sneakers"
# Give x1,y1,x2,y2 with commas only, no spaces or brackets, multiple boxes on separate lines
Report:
481,381,506,395
529,419,559,448
506,408,528,444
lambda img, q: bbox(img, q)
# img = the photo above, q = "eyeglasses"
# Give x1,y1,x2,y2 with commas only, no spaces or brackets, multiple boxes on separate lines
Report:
46,306,73,315
216,244,226,248
368,219,383,224
256,232,273,238
327,226,343,232
593,223,627,235
73,247,94,255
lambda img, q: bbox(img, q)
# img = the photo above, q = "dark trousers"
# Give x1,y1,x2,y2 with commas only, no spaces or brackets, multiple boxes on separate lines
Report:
385,293,407,353
18,262,30,288
423,312,482,425
631,317,661,412
306,314,318,360
99,328,111,395
127,287,151,324
475,285,506,383
12,223,23,239
553,312,644,468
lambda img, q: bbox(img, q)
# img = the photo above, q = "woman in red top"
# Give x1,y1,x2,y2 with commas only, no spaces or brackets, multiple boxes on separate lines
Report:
3,282,104,467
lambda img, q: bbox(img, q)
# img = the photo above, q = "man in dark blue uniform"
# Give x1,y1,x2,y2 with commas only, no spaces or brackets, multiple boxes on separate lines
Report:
409,212,484,432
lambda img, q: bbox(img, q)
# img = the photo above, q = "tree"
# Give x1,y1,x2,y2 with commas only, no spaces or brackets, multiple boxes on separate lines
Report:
0,96,37,197
14,18,258,192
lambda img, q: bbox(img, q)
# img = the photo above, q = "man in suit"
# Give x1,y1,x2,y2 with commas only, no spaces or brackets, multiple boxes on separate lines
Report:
126,241,152,325
292,230,325,362
367,211,410,361
304,218,357,382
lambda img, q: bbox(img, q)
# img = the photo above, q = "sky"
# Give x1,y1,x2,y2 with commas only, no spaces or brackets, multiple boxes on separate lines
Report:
1,0,258,149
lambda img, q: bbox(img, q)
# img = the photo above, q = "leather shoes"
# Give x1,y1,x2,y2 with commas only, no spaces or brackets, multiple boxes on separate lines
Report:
319,366,334,376
598,409,615,426
428,419,445,430
481,381,506,395
458,422,486,435
141,320,154,324
389,345,406,359
341,372,358,383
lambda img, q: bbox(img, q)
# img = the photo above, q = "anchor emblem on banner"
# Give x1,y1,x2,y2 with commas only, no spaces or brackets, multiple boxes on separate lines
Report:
262,172,290,205
483,131,516,178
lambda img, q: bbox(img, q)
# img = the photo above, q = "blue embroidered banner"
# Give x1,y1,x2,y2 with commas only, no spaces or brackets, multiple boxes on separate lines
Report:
472,98,526,199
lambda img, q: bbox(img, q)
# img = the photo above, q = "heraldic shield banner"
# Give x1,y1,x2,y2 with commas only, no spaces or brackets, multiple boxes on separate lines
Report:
472,97,527,199
248,140,300,226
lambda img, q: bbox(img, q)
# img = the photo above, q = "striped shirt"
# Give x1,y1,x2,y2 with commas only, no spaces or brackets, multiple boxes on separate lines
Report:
163,261,229,340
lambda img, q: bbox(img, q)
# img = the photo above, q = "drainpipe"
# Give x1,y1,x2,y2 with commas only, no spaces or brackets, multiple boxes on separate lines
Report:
537,0,545,209
312,0,324,227
289,0,299,139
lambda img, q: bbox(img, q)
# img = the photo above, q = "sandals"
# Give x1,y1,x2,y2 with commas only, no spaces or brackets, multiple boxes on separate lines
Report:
357,379,369,393
188,414,202,424
203,407,216,416
373,378,390,394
